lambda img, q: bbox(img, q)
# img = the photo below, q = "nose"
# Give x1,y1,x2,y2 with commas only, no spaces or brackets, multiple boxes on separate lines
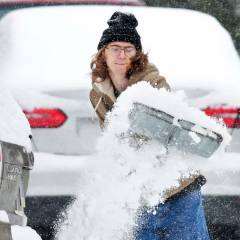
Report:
118,49,126,59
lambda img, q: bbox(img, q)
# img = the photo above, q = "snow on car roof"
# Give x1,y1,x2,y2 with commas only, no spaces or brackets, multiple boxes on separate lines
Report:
0,5,239,92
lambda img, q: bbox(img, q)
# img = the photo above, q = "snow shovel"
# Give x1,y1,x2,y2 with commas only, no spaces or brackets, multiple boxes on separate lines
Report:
129,102,223,158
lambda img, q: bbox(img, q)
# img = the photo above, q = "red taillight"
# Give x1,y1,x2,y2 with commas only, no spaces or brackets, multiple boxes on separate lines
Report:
23,108,67,128
204,107,240,128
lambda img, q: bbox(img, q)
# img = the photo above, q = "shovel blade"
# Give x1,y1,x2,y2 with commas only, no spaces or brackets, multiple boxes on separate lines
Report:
129,102,223,158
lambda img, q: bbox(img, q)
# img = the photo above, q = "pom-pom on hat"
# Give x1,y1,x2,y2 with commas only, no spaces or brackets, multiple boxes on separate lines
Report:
97,11,142,50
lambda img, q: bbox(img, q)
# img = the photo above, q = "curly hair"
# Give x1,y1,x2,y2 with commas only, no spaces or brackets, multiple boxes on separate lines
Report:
90,47,149,83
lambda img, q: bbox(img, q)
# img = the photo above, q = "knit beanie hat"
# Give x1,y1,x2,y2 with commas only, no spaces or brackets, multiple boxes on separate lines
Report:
97,11,142,50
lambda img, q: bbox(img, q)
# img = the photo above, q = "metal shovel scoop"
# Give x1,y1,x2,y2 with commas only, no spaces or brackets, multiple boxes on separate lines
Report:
129,102,223,158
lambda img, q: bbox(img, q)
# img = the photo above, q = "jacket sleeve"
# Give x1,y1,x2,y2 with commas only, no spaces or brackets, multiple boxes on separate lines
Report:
138,64,171,91
145,72,171,91
89,88,109,128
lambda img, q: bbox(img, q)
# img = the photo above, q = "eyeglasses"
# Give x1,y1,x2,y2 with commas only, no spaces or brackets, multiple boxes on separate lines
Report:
106,45,136,57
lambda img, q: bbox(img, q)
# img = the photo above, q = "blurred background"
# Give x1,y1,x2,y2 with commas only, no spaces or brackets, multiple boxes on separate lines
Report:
144,0,240,55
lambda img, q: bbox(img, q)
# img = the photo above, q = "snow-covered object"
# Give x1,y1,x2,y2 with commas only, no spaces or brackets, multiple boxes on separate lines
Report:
12,226,42,240
0,90,32,151
0,213,41,240
106,82,231,153
57,83,230,240
0,210,9,223
0,6,239,92
11,88,82,111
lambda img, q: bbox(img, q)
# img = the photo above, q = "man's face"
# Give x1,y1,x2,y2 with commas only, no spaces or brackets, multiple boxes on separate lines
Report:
105,41,136,75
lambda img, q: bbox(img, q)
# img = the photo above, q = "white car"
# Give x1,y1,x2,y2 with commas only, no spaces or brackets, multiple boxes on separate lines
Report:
12,89,101,155
0,4,239,240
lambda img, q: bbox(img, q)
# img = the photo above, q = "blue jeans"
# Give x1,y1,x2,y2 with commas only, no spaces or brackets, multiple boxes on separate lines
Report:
135,189,210,240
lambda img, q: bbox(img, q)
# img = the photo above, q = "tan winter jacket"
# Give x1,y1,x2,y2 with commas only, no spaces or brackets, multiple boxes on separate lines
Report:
90,64,170,126
89,63,202,201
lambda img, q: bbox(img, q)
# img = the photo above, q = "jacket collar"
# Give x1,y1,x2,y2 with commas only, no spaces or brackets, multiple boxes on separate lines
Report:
92,77,116,102
92,64,159,102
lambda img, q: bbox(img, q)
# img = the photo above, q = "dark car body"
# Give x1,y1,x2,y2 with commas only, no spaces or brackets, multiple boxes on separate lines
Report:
0,0,145,18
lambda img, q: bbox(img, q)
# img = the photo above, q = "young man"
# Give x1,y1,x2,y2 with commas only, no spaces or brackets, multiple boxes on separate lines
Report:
89,11,210,240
